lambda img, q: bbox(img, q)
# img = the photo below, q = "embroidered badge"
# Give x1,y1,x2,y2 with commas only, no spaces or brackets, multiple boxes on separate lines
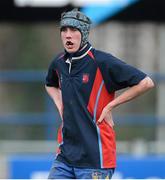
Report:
82,73,89,84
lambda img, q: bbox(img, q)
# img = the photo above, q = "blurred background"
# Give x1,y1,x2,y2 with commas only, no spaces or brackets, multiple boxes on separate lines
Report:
0,0,165,178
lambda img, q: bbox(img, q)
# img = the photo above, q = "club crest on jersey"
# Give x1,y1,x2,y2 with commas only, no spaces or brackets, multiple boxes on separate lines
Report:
82,73,89,84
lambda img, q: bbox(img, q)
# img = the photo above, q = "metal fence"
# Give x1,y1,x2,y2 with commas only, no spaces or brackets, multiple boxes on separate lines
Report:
0,71,163,138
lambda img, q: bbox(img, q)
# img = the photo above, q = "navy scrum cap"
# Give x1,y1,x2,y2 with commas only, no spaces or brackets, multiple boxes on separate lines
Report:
60,8,92,47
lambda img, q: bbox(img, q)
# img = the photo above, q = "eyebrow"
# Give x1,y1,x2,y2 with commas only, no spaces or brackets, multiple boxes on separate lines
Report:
61,26,78,31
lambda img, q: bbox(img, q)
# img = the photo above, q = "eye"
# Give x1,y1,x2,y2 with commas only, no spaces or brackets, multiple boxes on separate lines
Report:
70,27,78,32
61,27,67,32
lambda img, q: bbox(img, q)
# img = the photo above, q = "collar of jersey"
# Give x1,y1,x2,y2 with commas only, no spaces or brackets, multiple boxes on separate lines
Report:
64,42,92,61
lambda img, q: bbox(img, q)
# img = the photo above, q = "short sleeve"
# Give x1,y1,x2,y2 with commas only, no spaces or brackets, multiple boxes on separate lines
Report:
96,52,147,93
45,60,59,88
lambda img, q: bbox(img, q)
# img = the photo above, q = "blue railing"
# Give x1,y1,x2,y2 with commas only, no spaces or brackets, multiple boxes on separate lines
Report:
0,70,45,82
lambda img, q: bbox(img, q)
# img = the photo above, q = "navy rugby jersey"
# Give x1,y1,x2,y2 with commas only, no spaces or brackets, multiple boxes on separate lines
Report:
46,43,146,168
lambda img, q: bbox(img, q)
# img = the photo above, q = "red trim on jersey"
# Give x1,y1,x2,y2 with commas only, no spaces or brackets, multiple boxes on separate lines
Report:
88,50,95,59
57,125,63,144
87,67,116,168
87,68,102,116
97,82,116,168
56,124,63,154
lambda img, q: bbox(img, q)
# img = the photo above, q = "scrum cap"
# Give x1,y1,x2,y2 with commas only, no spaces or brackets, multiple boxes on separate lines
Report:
60,9,92,47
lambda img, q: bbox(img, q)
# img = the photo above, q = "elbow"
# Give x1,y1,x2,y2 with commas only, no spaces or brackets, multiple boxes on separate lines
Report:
141,76,155,90
45,85,49,92
146,77,155,89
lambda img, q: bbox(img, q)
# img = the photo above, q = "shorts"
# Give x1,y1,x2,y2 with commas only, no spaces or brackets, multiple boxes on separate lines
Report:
48,159,115,179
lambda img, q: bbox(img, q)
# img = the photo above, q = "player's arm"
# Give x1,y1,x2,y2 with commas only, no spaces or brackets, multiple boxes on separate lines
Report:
97,76,154,125
45,59,63,119
45,86,63,119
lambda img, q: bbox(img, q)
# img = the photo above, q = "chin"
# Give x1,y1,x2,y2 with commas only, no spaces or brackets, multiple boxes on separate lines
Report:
66,48,78,53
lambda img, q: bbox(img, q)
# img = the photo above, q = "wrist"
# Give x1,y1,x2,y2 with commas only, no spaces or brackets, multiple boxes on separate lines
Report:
107,102,115,110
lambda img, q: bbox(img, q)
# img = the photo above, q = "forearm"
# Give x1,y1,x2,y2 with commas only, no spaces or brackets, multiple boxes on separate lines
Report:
45,86,62,110
107,76,154,110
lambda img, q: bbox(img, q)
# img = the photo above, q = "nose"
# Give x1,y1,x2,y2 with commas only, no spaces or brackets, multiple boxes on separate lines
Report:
65,29,72,39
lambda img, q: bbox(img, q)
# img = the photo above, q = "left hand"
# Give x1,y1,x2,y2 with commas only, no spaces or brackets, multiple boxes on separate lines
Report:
97,105,114,127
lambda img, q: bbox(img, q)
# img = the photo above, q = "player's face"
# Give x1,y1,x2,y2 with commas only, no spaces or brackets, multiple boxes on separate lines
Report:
61,27,81,53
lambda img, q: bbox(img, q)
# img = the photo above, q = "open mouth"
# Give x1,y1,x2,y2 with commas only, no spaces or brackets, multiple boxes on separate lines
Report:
66,41,74,46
